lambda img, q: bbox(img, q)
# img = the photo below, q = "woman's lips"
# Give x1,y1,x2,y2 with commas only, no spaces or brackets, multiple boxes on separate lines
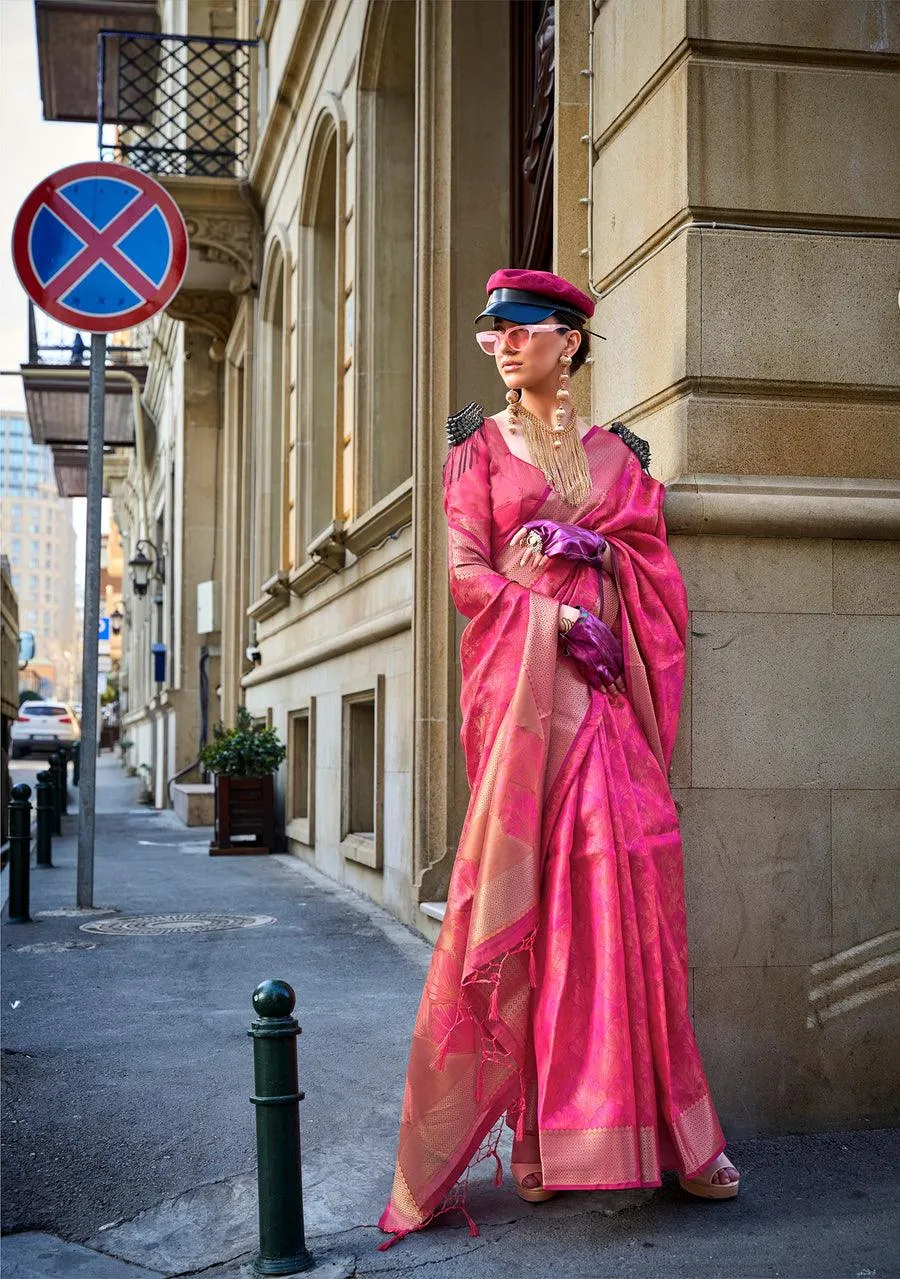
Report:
501,362,521,372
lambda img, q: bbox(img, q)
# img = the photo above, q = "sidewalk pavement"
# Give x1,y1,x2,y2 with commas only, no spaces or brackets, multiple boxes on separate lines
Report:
2,756,898,1279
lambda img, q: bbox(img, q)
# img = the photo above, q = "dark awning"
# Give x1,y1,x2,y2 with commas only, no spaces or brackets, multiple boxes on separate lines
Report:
34,0,159,123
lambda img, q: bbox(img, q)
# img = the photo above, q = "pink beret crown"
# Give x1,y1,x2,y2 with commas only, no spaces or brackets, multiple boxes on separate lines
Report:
484,268,594,320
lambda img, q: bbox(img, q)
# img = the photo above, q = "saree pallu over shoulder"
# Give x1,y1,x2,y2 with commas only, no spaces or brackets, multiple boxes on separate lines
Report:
379,423,561,1244
378,422,716,1248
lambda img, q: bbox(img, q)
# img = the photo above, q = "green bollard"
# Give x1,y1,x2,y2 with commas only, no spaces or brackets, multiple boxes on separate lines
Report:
35,770,54,868
57,748,69,816
49,754,62,836
7,783,32,923
248,980,314,1276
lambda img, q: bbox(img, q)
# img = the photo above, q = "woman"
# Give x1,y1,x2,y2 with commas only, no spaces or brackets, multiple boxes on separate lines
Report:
378,268,739,1249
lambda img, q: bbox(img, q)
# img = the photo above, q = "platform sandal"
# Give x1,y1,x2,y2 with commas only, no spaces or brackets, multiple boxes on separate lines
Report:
678,1151,740,1201
510,1162,557,1204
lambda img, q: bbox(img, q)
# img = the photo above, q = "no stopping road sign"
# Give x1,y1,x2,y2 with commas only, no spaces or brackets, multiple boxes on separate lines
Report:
12,161,188,333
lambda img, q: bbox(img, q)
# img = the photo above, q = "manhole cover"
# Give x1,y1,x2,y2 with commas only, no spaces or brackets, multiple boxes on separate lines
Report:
79,912,275,936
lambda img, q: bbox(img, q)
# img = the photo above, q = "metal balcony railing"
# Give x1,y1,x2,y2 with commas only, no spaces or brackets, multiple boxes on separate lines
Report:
27,301,150,369
97,31,257,179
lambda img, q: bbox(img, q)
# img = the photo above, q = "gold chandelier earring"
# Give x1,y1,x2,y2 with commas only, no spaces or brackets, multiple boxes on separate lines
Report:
506,387,521,433
554,353,572,428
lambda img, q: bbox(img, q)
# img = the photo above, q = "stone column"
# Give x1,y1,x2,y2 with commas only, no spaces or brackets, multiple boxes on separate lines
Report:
590,0,899,1132
554,0,593,422
220,297,256,727
164,327,225,770
412,0,512,904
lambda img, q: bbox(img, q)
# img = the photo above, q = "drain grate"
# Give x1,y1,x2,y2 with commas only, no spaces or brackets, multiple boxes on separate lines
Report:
79,912,275,936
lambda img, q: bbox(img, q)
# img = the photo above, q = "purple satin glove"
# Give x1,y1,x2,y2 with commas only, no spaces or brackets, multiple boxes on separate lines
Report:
522,519,608,570
561,609,624,692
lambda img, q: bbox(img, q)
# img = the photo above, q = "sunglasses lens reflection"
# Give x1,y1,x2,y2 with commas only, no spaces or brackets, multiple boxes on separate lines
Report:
476,327,530,354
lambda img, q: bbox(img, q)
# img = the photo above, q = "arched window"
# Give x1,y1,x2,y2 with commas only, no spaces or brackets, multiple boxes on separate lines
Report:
357,0,415,509
299,113,342,550
256,241,290,590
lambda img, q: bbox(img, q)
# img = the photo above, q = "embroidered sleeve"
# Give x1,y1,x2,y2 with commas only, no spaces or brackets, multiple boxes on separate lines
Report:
442,416,528,620
609,421,651,472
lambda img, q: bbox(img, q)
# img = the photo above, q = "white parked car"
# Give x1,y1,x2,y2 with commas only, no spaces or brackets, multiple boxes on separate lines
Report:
11,702,81,759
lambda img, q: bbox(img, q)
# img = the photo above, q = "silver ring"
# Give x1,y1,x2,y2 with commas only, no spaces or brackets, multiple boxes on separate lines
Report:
526,530,544,554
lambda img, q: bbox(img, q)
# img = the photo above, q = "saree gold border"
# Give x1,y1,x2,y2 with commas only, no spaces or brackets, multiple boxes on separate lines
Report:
541,1124,660,1187
670,1093,725,1174
466,592,561,958
540,1092,722,1187
389,1162,423,1228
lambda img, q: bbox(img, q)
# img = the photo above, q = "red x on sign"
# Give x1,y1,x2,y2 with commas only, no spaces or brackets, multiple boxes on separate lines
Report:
12,161,188,333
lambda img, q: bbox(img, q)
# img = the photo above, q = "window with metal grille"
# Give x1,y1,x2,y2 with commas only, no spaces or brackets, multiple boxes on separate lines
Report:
291,712,310,822
340,676,384,871
346,699,375,836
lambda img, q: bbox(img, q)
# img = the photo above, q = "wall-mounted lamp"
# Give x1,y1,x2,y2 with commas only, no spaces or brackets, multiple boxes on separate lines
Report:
110,607,124,636
128,539,165,598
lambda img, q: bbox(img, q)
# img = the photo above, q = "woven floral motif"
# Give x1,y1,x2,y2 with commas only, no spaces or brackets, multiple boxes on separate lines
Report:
379,417,722,1248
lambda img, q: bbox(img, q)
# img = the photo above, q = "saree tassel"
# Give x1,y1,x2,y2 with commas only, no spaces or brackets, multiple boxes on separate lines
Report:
513,1064,529,1141
492,1151,504,1186
460,1207,480,1239
488,981,501,1021
528,946,537,987
377,1230,408,1252
430,996,467,1072
474,1044,487,1103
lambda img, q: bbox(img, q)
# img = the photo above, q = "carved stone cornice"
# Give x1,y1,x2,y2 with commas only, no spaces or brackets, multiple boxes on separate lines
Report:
165,290,237,361
344,479,413,558
102,451,131,500
157,175,258,296
665,474,900,540
183,212,255,295
306,520,347,573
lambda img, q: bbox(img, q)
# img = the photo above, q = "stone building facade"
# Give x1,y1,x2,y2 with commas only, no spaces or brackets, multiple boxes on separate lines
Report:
34,0,898,1135
0,410,76,698
582,0,899,1134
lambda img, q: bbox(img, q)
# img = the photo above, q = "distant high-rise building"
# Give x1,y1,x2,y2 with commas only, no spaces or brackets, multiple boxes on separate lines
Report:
0,411,76,699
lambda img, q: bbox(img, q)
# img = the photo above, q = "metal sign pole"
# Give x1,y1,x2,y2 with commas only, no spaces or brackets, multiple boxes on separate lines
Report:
13,161,188,910
77,333,106,908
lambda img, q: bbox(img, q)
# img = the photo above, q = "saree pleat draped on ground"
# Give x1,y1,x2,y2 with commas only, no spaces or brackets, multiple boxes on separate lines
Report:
379,417,724,1246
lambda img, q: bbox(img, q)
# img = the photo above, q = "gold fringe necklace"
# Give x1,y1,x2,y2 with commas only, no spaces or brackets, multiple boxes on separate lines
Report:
507,393,592,507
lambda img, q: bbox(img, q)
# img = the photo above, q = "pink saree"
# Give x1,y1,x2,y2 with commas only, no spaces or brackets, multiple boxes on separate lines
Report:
379,417,724,1246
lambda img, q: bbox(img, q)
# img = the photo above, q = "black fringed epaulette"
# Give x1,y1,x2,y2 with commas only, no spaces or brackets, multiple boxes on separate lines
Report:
609,421,651,472
446,401,485,446
442,402,485,485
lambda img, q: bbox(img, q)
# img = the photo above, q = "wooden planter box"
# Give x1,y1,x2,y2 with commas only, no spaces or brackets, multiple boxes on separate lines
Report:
209,774,275,856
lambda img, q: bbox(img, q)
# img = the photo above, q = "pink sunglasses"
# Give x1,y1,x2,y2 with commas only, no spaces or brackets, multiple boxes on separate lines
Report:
475,324,567,355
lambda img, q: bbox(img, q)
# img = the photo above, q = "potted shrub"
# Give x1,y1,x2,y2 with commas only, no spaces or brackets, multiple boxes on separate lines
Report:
201,706,286,856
